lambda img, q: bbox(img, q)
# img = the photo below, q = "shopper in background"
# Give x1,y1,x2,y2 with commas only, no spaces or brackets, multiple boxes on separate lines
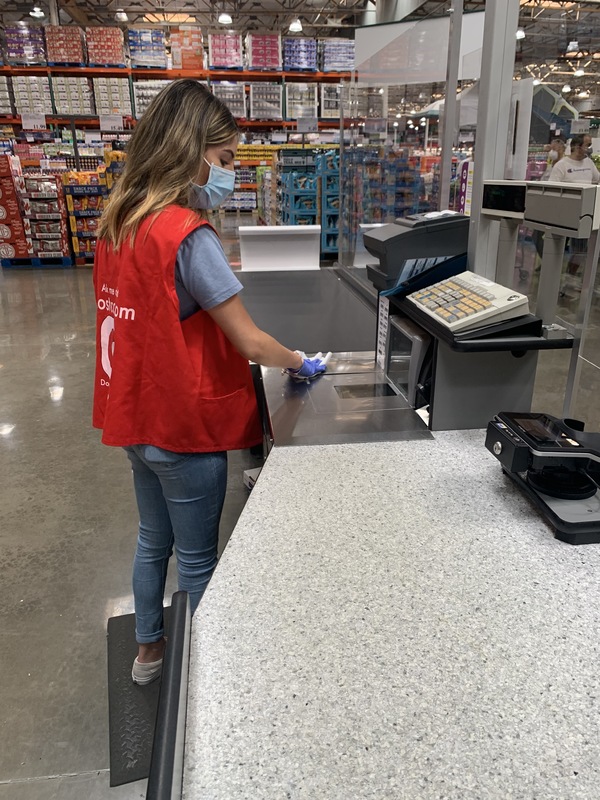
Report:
541,138,566,181
549,134,600,281
93,79,327,686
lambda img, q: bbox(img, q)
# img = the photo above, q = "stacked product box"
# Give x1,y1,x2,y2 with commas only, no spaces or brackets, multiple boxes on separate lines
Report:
12,75,53,114
86,27,126,66
5,25,46,65
222,191,257,211
285,83,318,118
62,170,108,259
320,84,341,119
317,150,339,255
0,77,13,114
128,28,167,68
22,175,70,259
93,77,132,116
319,38,355,72
257,164,277,225
249,83,283,120
208,33,243,68
52,77,95,115
283,38,317,71
281,171,318,225
45,25,86,65
211,82,246,117
0,154,33,261
245,33,281,70
133,80,171,117
170,27,205,70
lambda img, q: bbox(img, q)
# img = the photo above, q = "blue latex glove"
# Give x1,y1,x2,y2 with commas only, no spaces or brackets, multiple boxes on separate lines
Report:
285,352,328,382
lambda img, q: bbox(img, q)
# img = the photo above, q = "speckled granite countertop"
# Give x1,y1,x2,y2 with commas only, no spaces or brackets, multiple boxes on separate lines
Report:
183,431,600,799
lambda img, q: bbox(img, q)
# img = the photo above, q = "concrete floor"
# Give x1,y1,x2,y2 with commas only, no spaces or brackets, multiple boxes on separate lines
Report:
0,215,599,799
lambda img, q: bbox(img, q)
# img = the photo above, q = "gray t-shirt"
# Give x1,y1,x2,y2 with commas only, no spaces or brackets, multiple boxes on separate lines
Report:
175,225,242,320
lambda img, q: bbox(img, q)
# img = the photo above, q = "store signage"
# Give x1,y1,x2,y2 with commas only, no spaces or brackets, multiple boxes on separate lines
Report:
297,117,319,133
99,114,123,132
571,120,590,135
271,132,288,143
20,113,47,131
376,295,390,370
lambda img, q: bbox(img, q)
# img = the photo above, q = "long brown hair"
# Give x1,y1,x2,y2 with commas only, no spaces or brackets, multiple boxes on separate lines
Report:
98,79,238,249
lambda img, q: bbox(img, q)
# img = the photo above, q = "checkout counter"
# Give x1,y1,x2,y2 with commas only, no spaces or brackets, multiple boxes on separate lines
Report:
177,187,600,799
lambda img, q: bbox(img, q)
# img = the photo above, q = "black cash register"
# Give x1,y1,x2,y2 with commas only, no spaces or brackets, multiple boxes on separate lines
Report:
363,212,470,294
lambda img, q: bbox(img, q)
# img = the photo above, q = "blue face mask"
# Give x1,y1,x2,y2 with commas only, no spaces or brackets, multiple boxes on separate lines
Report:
191,158,235,209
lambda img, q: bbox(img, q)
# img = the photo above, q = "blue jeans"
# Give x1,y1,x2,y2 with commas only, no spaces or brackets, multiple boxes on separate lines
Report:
124,445,228,644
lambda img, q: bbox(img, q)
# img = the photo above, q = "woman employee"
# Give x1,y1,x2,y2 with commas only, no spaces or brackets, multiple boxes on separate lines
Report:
93,79,326,685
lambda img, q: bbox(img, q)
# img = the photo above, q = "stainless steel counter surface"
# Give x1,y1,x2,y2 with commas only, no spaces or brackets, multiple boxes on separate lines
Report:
183,431,600,799
260,352,432,447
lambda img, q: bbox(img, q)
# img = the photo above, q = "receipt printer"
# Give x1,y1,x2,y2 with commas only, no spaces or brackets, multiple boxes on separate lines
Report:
486,411,600,544
364,212,470,292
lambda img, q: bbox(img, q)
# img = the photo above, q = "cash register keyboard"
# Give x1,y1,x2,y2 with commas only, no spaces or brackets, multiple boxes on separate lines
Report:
407,271,529,333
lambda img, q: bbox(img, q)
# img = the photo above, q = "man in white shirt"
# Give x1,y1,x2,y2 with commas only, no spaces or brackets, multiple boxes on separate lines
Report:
549,134,599,184
549,135,599,280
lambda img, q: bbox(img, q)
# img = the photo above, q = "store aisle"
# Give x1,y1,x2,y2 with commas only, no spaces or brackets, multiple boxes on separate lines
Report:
0,264,259,798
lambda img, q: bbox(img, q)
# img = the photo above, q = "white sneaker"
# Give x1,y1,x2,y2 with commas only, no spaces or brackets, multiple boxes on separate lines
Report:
131,656,163,685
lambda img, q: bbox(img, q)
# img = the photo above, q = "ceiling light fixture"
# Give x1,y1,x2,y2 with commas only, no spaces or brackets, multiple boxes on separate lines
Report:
516,28,526,40
30,5,45,18
562,84,572,93
574,68,585,77
218,11,232,24
533,79,541,86
289,18,302,33
565,40,579,56
114,8,129,21
577,89,590,98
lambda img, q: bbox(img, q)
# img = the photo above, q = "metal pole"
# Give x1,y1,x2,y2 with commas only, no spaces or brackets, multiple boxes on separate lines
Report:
48,0,59,26
563,228,600,418
438,0,463,210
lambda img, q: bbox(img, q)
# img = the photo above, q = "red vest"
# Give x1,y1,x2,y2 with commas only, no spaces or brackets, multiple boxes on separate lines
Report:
92,206,262,452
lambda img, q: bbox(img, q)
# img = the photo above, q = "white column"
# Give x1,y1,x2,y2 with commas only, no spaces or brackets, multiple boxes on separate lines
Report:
467,0,520,279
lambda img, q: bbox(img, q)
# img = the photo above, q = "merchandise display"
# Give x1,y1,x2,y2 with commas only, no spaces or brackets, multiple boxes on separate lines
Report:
133,79,171,117
210,82,246,117
246,33,282,70
0,78,13,115
5,25,46,65
319,38,355,72
286,83,318,118
128,28,167,69
85,27,126,66
93,77,133,116
52,77,95,115
283,37,318,71
208,32,244,69
171,27,205,70
249,83,283,120
317,150,339,254
281,170,318,225
62,169,108,260
45,25,86,65
320,84,342,119
11,75,53,115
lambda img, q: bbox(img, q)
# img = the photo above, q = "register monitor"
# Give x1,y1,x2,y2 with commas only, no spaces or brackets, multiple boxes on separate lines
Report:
364,212,470,292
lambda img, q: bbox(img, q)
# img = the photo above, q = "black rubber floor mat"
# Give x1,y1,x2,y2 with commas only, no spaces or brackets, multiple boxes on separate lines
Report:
107,608,171,786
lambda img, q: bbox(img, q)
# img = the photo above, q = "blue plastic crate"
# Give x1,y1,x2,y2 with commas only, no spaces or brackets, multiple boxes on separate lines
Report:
324,195,341,213
283,193,317,212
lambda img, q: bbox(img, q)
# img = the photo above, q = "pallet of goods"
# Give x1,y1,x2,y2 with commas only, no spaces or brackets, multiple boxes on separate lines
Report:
249,83,283,120
319,38,354,72
0,77,13,115
245,33,281,70
285,83,318,119
128,28,168,69
283,37,317,71
45,25,86,65
51,77,95,115
86,27,126,67
208,32,244,69
170,27,205,70
11,75,53,115
4,25,46,65
93,77,133,116
133,79,171,117
211,82,246,117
